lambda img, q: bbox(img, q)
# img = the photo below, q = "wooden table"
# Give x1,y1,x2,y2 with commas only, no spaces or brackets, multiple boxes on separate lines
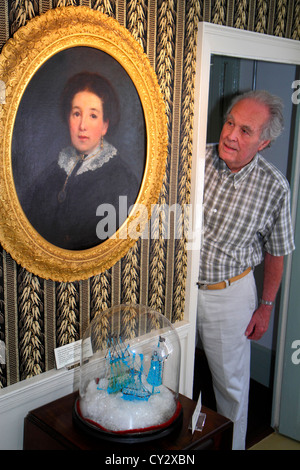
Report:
23,391,232,450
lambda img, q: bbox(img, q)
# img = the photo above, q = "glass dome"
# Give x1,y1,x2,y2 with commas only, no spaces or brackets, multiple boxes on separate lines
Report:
73,304,182,442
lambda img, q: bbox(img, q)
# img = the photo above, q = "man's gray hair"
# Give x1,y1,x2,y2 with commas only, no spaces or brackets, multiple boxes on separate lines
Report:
227,90,284,142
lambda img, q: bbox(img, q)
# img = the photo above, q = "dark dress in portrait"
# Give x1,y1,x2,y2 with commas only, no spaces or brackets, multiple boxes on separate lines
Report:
25,140,140,250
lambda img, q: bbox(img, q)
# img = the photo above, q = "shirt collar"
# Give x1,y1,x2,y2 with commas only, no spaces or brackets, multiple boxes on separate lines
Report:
214,145,258,188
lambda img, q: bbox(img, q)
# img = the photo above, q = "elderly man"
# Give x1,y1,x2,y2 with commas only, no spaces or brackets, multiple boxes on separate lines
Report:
197,90,295,450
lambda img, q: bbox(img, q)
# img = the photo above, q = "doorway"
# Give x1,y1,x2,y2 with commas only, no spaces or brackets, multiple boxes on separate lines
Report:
206,54,297,389
193,53,298,446
188,23,300,444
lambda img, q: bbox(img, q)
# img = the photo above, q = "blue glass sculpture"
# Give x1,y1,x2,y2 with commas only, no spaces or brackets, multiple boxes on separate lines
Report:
73,304,182,442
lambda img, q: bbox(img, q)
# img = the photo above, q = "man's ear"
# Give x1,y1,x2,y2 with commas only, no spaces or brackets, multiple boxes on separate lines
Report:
258,139,271,151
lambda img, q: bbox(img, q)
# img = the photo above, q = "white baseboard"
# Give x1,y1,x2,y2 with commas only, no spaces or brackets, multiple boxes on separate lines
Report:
0,321,194,450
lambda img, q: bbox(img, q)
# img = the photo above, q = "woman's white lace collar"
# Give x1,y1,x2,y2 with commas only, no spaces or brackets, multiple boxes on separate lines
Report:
58,140,117,175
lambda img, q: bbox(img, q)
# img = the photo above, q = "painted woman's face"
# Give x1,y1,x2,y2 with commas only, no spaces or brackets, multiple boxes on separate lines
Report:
68,90,109,155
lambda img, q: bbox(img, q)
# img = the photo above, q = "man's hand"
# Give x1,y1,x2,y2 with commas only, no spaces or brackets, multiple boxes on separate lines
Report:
245,304,273,340
245,252,284,341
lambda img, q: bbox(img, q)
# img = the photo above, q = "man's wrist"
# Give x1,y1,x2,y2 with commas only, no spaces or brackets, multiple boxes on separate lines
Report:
260,299,274,306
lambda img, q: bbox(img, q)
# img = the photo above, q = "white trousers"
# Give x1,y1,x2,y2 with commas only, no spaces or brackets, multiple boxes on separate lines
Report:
197,271,257,450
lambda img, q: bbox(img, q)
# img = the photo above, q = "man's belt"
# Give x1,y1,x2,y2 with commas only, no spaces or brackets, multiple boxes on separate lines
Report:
197,267,252,290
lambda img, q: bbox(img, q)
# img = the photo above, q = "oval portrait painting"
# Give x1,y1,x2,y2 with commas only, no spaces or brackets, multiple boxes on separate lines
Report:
12,46,146,251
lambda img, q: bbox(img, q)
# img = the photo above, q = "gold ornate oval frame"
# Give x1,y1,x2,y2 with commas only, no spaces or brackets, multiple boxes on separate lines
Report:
0,6,167,282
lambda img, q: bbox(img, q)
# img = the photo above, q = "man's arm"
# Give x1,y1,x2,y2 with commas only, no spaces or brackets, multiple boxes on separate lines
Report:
245,252,284,341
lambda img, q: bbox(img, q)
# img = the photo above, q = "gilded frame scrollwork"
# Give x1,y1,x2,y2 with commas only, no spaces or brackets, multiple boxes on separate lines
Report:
0,6,168,282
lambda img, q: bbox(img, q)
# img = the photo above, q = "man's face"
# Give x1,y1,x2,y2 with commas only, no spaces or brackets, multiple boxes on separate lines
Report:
218,98,271,172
